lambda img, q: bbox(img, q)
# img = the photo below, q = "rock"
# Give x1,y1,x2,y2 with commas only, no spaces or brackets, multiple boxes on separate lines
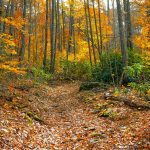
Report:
90,132,106,139
26,111,43,123
98,108,116,118
79,82,109,91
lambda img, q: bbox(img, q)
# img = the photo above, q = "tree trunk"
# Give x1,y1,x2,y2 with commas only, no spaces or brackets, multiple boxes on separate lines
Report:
9,0,15,36
123,0,133,50
19,0,27,62
116,0,128,66
92,0,101,59
0,0,4,52
43,0,48,68
28,0,32,64
87,0,96,64
50,0,56,73
61,1,66,50
97,0,103,52
67,0,74,60
57,0,61,52
34,0,39,63
83,0,92,65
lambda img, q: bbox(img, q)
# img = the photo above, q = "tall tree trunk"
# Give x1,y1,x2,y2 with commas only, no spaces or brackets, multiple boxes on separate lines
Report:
123,0,133,50
107,0,110,19
83,0,92,65
43,0,48,68
92,0,101,59
57,0,61,52
87,0,96,64
61,0,66,50
3,0,11,33
0,0,4,52
9,0,15,36
116,0,128,66
72,3,76,60
19,0,27,62
67,0,74,60
112,0,117,49
50,0,56,73
28,0,32,64
34,0,39,63
97,0,103,52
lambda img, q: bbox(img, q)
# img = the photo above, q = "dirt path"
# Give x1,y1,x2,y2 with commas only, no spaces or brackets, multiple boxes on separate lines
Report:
0,81,150,149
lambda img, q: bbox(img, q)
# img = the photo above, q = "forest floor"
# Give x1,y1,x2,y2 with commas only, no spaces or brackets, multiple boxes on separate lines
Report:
0,61,150,149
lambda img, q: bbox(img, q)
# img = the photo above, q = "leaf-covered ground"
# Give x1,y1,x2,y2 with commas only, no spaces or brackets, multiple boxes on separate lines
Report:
0,74,150,149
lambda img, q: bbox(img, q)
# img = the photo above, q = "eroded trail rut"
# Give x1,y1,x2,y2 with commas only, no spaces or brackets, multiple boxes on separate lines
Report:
0,82,150,149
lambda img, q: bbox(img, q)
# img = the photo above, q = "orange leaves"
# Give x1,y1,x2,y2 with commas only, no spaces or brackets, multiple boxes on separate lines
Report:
0,17,25,30
0,34,16,48
0,59,26,75
132,0,150,51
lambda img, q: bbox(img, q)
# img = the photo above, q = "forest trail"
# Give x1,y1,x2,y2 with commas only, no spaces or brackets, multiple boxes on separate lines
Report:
0,77,150,149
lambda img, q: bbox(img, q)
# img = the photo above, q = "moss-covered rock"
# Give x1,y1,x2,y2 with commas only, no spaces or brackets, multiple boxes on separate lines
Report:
79,82,109,91
26,111,43,123
98,108,117,118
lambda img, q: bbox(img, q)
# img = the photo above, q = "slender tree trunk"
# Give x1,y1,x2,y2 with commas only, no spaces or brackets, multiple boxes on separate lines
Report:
123,0,133,50
107,0,110,20
116,0,128,66
0,0,4,52
3,0,11,33
34,0,39,63
41,26,45,52
83,0,92,65
72,3,76,60
112,0,117,49
61,0,66,49
67,0,74,60
92,0,101,59
28,0,32,64
87,0,96,64
43,0,48,68
9,0,15,36
19,0,27,62
97,0,103,52
50,0,56,73
57,0,61,52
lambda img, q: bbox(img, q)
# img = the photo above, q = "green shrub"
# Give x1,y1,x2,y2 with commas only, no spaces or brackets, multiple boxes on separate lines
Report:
124,63,143,82
60,59,92,80
91,50,144,84
92,52,123,83
128,50,142,65
30,67,52,81
129,82,150,96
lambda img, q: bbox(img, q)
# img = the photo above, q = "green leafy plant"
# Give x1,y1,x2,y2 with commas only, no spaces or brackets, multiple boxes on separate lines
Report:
92,52,123,83
30,67,52,81
129,82,150,96
124,63,143,78
60,59,92,80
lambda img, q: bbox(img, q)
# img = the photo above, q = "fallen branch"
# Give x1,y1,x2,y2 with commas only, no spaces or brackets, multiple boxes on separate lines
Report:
104,95,150,110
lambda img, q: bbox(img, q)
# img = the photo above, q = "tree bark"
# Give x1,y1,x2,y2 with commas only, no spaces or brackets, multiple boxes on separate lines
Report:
116,0,128,66
97,0,103,53
50,0,56,73
43,0,48,68
123,0,133,50
92,0,101,59
19,0,27,62
87,0,96,64
83,0,92,65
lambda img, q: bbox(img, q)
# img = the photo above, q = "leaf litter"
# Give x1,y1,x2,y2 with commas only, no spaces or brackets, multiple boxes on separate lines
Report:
0,77,150,149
